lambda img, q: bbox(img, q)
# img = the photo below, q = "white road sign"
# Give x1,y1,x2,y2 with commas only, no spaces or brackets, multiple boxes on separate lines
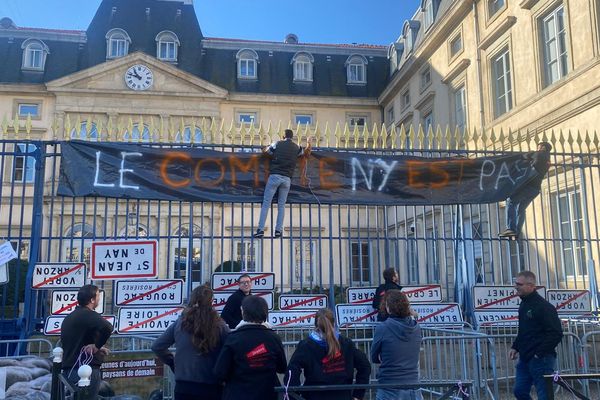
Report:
414,303,463,325
546,290,592,314
213,291,274,311
474,311,519,327
91,240,158,280
44,315,116,336
115,279,183,306
117,307,183,334
347,287,376,304
212,272,275,291
403,285,443,303
0,241,17,266
32,263,86,289
336,304,378,326
51,290,105,315
0,263,7,285
279,294,328,310
268,311,316,328
473,286,546,310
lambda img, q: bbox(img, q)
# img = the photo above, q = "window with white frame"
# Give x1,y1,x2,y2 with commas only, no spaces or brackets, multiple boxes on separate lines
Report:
294,240,316,283
294,113,314,126
346,113,370,131
21,39,49,70
106,28,131,59
174,126,203,144
346,55,367,84
423,0,435,30
62,223,95,264
386,107,395,126
401,89,411,109
449,33,463,59
492,47,513,118
236,111,258,125
420,66,432,90
541,5,568,87
123,124,154,142
292,52,313,82
13,143,36,183
388,43,398,74
453,85,467,132
422,110,434,133
351,242,371,283
234,241,260,272
403,21,417,55
17,103,40,118
488,0,505,18
71,122,99,141
156,30,180,62
236,49,259,79
407,233,418,284
551,189,587,277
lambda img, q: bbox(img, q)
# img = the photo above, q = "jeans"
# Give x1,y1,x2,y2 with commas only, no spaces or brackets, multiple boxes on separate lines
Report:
258,174,291,232
376,389,423,400
505,190,538,234
514,355,556,400
63,368,101,400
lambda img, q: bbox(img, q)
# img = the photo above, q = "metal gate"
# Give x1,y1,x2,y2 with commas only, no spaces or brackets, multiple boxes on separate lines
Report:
0,126,598,339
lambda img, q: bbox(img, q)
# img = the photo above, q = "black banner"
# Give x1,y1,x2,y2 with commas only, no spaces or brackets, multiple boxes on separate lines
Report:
58,141,537,206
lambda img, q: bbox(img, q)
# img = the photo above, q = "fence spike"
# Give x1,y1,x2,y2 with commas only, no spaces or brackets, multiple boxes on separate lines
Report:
96,117,104,142
1,114,9,137
25,113,32,140
380,123,387,149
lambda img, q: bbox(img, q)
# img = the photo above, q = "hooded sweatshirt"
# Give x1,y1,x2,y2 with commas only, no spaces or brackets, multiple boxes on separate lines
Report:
286,331,371,400
371,316,421,384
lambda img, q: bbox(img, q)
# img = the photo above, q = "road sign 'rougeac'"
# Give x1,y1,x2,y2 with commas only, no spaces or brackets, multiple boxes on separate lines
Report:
117,307,183,334
32,263,86,289
91,240,158,280
51,290,105,315
213,291,274,311
211,272,275,291
115,280,183,306
44,315,116,336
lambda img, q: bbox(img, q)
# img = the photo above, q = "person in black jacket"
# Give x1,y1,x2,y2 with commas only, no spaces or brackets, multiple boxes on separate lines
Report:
214,295,287,400
61,285,113,400
373,268,403,321
286,308,371,400
499,142,552,239
510,271,563,400
152,285,229,400
254,129,312,238
220,273,252,329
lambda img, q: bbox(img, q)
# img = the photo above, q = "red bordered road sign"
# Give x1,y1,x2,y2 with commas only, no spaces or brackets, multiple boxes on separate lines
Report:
546,289,592,314
213,291,274,311
117,307,183,334
413,303,463,326
268,311,316,328
51,290,105,315
211,272,275,291
335,304,378,327
473,286,546,310
91,240,158,280
114,279,183,306
278,294,328,310
32,263,86,289
44,315,115,336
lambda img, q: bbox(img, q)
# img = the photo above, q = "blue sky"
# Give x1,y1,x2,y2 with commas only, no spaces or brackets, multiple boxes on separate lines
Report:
0,0,422,45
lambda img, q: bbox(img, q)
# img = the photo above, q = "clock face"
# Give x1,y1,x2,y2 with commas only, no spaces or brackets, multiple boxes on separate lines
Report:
125,64,153,91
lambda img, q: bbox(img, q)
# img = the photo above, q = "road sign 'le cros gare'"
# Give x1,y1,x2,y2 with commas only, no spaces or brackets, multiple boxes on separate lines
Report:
91,240,158,280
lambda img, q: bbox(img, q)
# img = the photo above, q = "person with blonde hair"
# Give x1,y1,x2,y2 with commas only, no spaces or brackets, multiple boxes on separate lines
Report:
286,308,371,400
371,290,422,400
152,285,229,400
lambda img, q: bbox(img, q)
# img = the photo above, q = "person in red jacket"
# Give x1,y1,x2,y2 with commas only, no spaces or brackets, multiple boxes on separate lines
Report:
214,295,287,400
286,308,371,400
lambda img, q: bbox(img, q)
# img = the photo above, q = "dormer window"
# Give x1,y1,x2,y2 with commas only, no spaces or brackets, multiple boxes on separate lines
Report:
345,55,368,84
388,42,403,75
422,0,440,30
236,49,259,80
292,52,314,82
21,39,49,71
403,20,420,55
156,30,180,62
106,28,131,59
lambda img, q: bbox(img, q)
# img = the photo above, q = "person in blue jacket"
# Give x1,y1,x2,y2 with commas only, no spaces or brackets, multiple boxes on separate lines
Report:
152,285,229,400
371,289,422,400
286,308,371,400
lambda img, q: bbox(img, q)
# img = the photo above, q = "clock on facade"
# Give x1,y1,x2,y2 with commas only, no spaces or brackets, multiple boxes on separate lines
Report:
125,64,154,91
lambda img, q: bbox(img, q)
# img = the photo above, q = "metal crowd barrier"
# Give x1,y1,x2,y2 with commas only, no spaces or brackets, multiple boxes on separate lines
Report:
0,338,53,358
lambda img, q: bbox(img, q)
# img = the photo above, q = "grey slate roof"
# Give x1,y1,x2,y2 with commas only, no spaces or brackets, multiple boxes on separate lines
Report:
0,0,389,98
